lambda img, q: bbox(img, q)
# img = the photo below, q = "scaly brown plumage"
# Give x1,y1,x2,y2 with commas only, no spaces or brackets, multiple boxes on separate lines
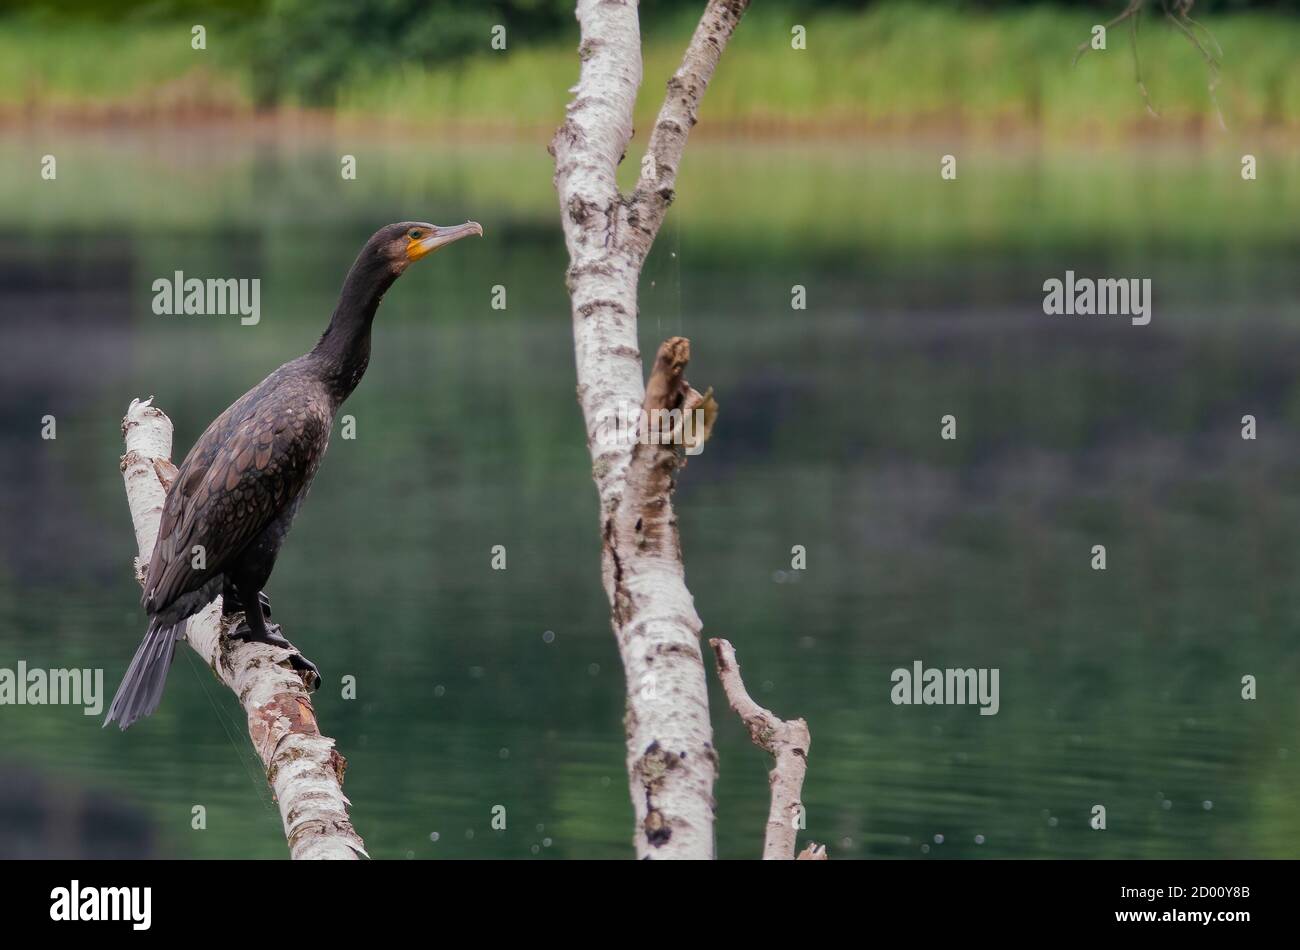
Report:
106,220,482,730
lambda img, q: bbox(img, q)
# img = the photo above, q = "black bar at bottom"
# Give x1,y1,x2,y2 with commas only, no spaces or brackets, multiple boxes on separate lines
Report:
4,858,1282,935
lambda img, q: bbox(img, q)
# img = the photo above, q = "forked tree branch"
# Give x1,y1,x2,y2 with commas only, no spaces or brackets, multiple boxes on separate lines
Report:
119,397,366,860
550,0,748,858
627,0,750,259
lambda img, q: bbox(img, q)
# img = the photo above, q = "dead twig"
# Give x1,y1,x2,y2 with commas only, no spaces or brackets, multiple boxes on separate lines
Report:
709,637,816,860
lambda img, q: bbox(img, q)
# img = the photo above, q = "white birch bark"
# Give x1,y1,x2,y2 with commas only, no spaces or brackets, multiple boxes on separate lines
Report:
119,397,366,860
550,0,749,859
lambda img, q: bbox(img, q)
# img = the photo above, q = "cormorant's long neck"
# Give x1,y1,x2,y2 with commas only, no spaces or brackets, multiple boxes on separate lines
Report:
309,256,399,407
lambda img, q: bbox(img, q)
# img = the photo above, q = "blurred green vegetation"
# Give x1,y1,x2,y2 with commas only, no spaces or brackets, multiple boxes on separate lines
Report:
4,137,1298,261
2,2,1300,136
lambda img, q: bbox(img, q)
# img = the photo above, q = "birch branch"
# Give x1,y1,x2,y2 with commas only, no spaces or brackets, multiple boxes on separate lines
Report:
628,0,750,259
119,397,366,860
709,638,815,860
550,0,747,859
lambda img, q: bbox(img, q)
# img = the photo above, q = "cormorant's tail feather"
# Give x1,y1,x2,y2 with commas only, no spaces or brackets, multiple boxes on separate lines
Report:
103,618,185,730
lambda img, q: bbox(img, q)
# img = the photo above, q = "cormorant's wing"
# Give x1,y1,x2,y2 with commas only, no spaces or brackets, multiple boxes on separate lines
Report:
143,381,328,616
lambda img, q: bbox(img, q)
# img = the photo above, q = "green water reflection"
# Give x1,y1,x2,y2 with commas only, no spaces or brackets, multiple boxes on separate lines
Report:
0,132,1297,858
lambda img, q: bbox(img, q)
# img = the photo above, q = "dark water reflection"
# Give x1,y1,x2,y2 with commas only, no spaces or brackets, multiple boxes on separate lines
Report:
0,132,1297,858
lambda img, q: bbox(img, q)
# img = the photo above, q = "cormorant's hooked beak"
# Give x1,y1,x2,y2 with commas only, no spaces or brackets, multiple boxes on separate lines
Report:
408,221,484,261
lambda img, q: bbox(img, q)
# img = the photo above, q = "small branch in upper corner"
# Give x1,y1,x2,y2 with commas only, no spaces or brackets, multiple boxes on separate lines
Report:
1073,0,1146,68
1073,0,1226,128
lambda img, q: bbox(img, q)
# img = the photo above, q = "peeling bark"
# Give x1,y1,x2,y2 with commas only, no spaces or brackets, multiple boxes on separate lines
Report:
551,0,748,859
710,638,816,861
119,397,366,860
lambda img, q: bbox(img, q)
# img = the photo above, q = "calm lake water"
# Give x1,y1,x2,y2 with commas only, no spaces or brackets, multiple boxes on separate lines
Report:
0,128,1298,858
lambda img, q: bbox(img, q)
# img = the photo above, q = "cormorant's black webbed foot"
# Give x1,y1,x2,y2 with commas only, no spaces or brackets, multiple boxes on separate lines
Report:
229,619,321,692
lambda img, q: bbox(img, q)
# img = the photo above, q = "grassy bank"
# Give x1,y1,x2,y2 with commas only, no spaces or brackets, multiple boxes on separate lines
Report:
5,135,1298,264
3,4,1300,136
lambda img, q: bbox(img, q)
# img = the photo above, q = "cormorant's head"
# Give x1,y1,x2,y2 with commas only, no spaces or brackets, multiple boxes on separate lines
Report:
370,220,483,275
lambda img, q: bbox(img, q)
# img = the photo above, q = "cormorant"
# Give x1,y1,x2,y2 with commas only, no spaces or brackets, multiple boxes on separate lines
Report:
105,220,483,730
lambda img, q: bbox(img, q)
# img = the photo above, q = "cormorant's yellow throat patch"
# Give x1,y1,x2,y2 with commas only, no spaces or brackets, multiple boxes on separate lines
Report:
406,232,433,261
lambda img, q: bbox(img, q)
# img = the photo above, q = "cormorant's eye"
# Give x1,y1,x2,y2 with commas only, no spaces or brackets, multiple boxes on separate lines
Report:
409,229,423,240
